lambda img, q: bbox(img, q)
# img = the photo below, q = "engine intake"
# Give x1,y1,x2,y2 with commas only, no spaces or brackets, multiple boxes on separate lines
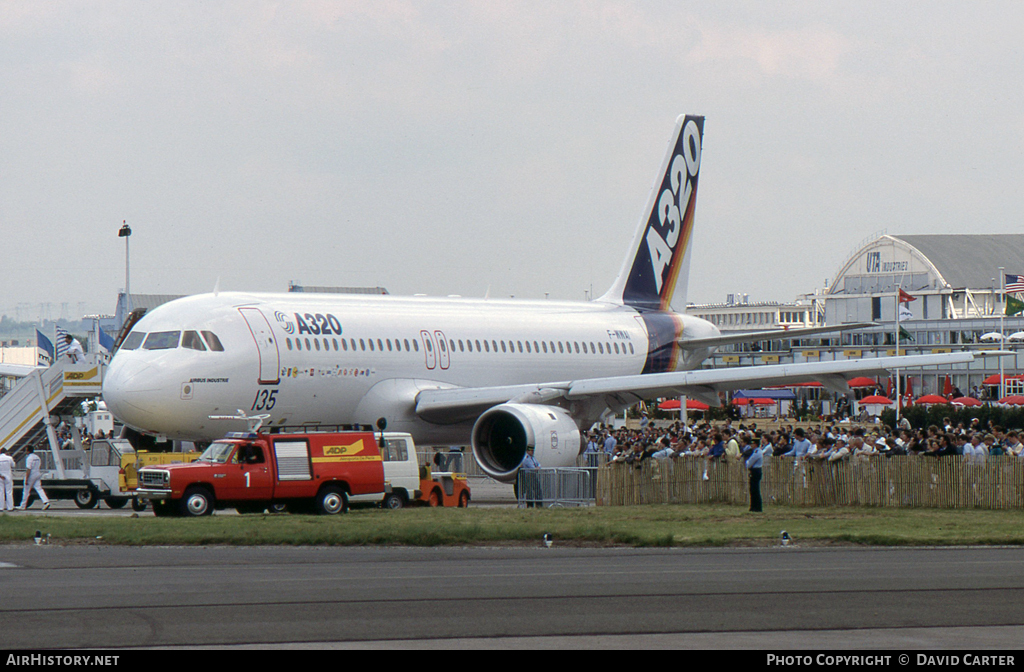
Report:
471,403,581,483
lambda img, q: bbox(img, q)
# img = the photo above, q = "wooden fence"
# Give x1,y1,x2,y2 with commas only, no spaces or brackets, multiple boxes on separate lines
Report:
596,456,1024,509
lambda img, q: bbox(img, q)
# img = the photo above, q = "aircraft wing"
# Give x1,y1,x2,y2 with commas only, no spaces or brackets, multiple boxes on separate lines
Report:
0,363,41,378
679,323,876,350
414,352,977,423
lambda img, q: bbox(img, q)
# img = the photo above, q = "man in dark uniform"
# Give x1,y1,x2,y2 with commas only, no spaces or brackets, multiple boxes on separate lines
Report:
745,438,765,513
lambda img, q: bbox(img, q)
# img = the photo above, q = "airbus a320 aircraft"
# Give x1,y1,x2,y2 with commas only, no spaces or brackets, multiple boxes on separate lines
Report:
102,115,976,482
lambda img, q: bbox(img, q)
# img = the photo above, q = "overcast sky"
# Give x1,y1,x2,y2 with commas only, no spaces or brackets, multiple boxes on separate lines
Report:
2,1,1023,321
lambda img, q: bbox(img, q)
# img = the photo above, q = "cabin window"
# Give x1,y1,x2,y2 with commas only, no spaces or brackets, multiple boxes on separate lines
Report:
143,331,180,350
359,339,366,351
413,340,419,352
386,339,392,351
369,339,375,351
286,338,293,351
558,342,564,353
542,341,548,353
458,340,464,352
484,341,490,352
341,339,348,351
614,343,620,354
120,331,146,350
333,338,339,351
476,340,482,352
525,341,531,353
598,342,604,354
377,339,383,351
574,342,580,354
404,339,411,351
629,343,635,355
314,339,320,351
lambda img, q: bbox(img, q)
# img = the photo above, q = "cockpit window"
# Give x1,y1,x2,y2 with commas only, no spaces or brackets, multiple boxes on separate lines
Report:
181,331,207,351
120,332,146,350
143,331,181,350
201,331,225,352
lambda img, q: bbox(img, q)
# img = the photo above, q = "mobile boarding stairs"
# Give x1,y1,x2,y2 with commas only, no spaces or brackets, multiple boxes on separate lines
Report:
0,354,127,506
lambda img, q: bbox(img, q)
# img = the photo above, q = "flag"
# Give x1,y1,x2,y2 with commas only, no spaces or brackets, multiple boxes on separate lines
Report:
1007,295,1024,317
899,325,915,342
98,327,115,353
898,303,914,321
898,288,916,303
54,325,70,359
36,330,53,365
1006,274,1024,293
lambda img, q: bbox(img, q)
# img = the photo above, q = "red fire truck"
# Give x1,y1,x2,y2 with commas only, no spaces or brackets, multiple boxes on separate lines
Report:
135,429,385,517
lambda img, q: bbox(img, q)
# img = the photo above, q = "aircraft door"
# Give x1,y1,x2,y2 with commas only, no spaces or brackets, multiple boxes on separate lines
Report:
420,330,436,370
434,331,450,370
239,307,281,385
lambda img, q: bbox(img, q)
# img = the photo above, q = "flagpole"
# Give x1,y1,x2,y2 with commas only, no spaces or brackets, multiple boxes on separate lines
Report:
895,284,901,423
1000,267,1005,401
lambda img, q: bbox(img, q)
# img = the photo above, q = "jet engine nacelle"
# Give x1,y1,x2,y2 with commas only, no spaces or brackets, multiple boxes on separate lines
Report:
471,403,582,483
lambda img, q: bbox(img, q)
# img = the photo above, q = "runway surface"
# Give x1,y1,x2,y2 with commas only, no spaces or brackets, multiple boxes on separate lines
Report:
1,544,1022,649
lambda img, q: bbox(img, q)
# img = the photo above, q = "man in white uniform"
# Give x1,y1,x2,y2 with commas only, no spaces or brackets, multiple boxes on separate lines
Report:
65,334,85,364
0,447,15,511
18,445,50,510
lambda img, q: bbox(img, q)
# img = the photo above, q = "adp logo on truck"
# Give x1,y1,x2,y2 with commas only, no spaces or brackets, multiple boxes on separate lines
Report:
324,443,359,456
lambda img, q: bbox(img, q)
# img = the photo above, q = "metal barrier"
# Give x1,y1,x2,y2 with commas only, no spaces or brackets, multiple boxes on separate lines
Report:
516,467,596,507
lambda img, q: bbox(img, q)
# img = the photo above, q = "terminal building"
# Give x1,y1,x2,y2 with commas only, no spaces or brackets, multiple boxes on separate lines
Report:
696,234,1024,402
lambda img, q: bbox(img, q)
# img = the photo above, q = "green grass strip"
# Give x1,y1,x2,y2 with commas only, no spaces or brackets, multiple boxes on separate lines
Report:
2,505,1024,548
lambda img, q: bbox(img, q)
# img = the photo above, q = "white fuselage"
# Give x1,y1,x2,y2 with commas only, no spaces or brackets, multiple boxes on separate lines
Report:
102,292,718,443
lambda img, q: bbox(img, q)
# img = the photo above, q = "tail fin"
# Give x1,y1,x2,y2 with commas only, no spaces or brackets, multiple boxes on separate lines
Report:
598,115,703,311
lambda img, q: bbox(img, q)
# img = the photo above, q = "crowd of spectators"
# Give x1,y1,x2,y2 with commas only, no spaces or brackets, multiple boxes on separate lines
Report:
583,415,1024,468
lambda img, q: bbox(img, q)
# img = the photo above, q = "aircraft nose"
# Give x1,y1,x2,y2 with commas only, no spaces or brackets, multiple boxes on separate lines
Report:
102,355,165,430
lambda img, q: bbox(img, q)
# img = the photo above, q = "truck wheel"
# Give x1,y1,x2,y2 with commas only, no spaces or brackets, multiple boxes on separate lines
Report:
383,492,405,510
180,487,214,517
74,488,99,509
268,503,288,514
428,488,442,507
152,501,175,517
458,491,470,508
316,486,348,515
131,497,148,512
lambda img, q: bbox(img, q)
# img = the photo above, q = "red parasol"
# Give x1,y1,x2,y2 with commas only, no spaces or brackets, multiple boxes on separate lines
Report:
915,395,950,405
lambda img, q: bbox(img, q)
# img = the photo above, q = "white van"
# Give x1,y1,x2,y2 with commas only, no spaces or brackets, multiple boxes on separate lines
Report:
348,432,421,509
